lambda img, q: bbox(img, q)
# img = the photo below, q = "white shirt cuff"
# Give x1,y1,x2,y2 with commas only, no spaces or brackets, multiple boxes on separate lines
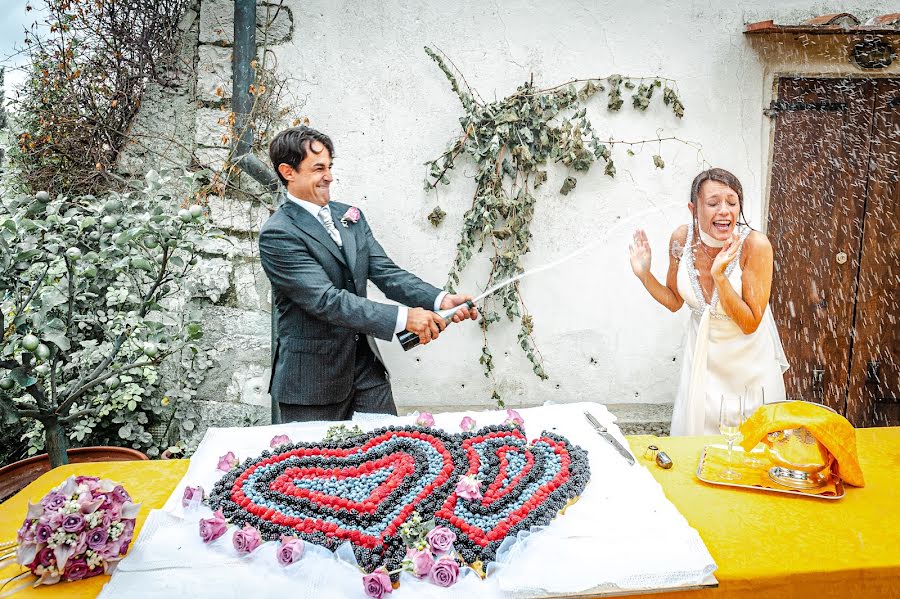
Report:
394,306,408,335
434,291,448,311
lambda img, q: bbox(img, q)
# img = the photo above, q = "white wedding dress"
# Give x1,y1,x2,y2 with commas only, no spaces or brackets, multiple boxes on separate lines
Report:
669,222,789,436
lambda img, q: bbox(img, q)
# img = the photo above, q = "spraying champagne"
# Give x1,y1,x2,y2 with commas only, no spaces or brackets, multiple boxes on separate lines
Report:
397,199,682,350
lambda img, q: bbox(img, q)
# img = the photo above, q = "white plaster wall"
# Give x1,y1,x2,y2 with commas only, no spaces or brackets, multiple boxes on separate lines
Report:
268,0,897,411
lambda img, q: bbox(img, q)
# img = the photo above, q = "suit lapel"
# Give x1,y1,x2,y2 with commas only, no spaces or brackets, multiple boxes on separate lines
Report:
282,201,347,268
331,203,358,275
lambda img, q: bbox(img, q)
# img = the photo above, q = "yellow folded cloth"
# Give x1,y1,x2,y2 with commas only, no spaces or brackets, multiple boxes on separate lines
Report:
740,401,865,487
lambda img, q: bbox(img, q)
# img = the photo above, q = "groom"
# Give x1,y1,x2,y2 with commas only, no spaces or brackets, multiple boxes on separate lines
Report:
259,126,477,422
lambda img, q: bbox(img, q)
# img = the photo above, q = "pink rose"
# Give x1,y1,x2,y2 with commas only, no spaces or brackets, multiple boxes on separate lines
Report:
426,526,456,553
181,485,205,508
17,522,35,543
232,524,262,554
455,474,483,501
362,567,392,598
111,485,131,504
270,434,292,448
199,510,228,543
41,491,68,511
416,412,435,427
428,556,460,587
504,408,524,427
341,206,361,227
459,416,477,432
217,451,238,471
276,535,304,566
406,548,434,577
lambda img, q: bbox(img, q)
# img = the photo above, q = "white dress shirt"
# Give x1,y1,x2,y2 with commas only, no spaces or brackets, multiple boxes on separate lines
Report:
286,193,446,334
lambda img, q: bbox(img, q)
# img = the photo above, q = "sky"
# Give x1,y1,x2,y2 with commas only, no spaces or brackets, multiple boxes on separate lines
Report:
1,0,41,96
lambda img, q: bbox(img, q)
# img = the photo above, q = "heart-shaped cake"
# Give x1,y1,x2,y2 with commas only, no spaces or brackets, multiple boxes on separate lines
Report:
208,424,589,574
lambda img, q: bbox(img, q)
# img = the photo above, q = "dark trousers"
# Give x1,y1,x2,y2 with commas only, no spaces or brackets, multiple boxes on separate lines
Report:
278,337,396,422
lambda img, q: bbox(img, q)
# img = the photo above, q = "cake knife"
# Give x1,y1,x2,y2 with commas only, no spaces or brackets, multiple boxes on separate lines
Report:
584,411,635,465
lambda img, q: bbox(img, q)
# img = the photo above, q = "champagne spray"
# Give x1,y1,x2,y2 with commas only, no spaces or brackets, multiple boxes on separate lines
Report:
396,198,682,350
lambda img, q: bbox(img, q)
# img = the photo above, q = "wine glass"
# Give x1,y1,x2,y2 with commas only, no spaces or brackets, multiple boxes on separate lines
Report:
742,386,766,467
718,394,743,480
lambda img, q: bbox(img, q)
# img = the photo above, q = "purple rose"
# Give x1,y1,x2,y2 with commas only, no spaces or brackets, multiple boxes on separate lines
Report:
87,527,109,550
232,524,262,554
460,416,477,432
504,408,524,427
216,451,238,472
415,412,435,427
270,434,292,448
428,556,460,587
276,535,304,566
406,548,434,577
35,522,54,544
42,491,68,511
426,526,457,554
455,475,483,501
36,547,55,568
112,485,131,504
62,513,86,533
199,510,228,543
362,567,392,598
75,476,100,487
181,485,205,508
63,557,89,581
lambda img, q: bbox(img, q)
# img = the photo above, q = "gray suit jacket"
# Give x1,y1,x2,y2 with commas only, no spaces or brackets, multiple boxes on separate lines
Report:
259,200,442,406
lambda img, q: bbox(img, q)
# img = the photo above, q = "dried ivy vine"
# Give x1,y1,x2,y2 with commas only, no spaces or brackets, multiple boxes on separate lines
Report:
423,47,688,405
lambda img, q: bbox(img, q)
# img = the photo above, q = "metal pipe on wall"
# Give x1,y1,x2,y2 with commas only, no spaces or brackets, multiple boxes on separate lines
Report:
232,0,282,424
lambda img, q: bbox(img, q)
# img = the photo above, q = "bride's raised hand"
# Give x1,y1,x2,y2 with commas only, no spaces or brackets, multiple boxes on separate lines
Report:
711,231,740,277
629,229,652,277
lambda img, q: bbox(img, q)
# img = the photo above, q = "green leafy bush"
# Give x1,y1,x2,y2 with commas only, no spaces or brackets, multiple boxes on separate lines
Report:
0,169,216,466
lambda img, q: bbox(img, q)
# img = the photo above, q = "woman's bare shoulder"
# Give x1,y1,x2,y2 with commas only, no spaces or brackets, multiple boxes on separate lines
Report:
671,224,688,244
744,230,773,254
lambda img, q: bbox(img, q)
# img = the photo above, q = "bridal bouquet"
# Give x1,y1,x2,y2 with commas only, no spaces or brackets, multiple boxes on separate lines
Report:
15,475,141,585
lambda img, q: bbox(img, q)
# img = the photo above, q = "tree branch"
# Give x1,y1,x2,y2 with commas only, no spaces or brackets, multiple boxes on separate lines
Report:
55,357,160,417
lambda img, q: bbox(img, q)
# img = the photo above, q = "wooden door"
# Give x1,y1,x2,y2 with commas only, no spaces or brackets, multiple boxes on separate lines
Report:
767,77,899,427
846,79,900,426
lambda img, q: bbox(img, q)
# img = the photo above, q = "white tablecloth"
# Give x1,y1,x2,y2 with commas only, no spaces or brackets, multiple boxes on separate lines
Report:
100,402,716,598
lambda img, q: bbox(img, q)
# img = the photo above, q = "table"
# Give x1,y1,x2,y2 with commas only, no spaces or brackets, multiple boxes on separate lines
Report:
1,428,896,598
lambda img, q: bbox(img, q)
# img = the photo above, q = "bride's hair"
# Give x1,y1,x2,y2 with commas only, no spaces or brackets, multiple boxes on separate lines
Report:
689,168,751,228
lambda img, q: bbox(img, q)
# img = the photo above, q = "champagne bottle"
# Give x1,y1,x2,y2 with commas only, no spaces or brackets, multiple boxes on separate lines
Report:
397,300,475,351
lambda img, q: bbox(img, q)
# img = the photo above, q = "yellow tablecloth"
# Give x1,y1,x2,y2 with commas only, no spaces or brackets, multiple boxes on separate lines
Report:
0,428,897,598
627,427,900,599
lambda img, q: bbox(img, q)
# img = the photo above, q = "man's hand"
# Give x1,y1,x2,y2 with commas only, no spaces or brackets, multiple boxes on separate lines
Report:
440,294,479,323
406,308,446,345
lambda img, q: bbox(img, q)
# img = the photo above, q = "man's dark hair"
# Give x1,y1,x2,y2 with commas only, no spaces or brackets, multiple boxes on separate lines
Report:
268,126,335,186
690,167,750,226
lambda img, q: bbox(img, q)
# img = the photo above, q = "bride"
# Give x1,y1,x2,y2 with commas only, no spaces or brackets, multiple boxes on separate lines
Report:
629,168,788,435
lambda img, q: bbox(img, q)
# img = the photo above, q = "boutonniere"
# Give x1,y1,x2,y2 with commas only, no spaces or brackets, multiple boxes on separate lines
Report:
340,206,361,228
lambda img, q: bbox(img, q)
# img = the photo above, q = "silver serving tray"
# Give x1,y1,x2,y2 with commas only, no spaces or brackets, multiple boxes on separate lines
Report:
695,444,845,500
